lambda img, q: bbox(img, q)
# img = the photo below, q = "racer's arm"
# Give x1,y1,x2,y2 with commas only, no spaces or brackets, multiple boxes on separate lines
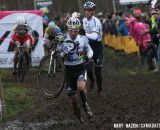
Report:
29,34,35,46
10,25,18,44
85,32,98,40
85,22,101,40
84,37,93,58
10,34,17,44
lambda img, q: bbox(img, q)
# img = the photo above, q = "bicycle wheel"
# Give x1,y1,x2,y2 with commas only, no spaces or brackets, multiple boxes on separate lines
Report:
17,56,27,82
37,55,65,99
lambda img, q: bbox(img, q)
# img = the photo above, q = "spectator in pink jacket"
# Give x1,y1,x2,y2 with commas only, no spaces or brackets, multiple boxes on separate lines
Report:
128,9,151,66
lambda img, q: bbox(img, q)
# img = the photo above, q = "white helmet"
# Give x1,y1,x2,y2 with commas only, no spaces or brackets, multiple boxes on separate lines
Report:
48,21,56,29
151,0,157,9
67,17,81,30
16,16,26,25
83,1,96,9
40,7,49,14
97,12,103,17
72,12,81,18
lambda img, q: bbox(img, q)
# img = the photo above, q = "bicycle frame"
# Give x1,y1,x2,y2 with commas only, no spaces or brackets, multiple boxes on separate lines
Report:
16,44,27,82
47,38,62,76
48,50,56,76
19,45,25,57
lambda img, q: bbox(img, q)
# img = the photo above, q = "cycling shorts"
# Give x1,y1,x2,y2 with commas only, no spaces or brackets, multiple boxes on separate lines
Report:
65,63,87,96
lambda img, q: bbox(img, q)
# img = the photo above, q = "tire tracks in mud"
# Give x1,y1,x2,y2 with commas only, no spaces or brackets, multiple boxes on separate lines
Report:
1,48,160,130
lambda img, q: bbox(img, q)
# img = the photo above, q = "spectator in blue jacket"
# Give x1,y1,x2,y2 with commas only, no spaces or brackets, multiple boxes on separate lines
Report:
117,18,129,36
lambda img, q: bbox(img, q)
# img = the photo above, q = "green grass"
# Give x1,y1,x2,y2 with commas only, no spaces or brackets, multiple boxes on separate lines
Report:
0,68,11,73
0,68,38,121
2,82,32,119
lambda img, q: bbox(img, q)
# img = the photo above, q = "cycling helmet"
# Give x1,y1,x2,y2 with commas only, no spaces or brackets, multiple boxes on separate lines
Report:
97,12,103,17
43,15,49,22
83,1,96,9
40,7,49,14
151,0,157,9
67,17,81,30
48,21,56,29
72,12,81,18
16,16,26,25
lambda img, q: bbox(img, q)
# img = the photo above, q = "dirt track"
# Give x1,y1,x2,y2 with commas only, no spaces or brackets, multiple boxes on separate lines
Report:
1,47,160,130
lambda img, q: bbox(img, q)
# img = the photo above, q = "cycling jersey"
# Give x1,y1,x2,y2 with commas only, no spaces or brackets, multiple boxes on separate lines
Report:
83,16,103,67
11,24,34,46
83,16,103,41
11,34,34,45
59,34,93,66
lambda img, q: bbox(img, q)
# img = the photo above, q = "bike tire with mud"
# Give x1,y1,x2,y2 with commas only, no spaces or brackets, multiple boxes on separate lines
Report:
37,55,65,99
16,56,27,82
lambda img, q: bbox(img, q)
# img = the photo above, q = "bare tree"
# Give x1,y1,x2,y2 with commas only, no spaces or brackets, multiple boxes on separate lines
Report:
77,0,83,14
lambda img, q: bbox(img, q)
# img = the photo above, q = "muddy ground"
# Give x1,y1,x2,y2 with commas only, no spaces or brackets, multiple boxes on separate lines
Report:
1,47,160,130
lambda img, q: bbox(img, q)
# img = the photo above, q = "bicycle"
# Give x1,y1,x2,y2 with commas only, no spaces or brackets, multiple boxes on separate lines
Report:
37,34,66,99
16,44,29,82
37,35,81,99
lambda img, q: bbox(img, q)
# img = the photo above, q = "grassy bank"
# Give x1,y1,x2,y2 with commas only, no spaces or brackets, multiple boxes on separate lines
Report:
4,83,31,119
0,69,33,121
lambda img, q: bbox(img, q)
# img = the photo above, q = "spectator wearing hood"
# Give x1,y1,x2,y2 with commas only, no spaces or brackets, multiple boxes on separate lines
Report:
128,9,151,66
117,11,129,36
42,15,49,34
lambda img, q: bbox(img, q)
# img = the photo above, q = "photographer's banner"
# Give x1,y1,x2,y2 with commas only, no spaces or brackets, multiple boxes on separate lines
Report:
0,10,44,68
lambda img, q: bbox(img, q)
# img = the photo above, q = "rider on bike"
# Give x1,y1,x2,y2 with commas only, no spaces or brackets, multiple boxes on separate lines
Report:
58,17,93,123
11,16,34,75
44,21,62,52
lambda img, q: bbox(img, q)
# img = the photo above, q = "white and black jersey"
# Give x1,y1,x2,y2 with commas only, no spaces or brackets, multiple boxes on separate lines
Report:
58,34,93,96
83,16,103,41
59,34,93,66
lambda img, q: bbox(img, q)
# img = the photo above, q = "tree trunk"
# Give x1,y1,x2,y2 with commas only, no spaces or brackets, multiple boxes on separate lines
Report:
77,0,83,14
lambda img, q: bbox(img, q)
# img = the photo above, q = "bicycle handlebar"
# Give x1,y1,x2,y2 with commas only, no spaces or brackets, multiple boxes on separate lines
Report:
16,44,25,48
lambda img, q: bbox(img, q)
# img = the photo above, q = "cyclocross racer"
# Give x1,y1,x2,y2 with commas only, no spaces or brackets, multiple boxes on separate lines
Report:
83,1,104,96
58,17,93,123
11,16,34,75
44,21,62,50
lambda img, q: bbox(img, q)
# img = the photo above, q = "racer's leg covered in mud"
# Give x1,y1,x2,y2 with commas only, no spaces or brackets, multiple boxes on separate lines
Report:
69,95,84,123
13,48,19,74
77,80,92,119
24,40,32,66
91,41,103,95
86,62,95,91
